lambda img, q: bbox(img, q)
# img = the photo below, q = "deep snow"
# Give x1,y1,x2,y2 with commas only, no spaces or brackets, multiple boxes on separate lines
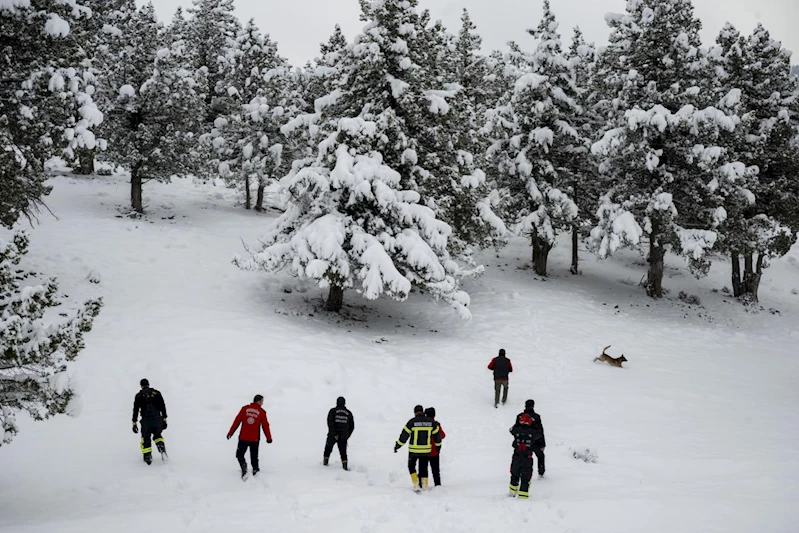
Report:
0,174,797,533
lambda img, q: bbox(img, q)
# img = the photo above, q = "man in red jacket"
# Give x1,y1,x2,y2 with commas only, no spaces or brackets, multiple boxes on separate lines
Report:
227,394,272,479
488,349,513,408
425,407,446,487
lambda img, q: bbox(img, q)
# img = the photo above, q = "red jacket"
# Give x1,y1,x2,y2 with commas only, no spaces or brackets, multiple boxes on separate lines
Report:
488,356,513,381
228,403,272,442
430,420,446,457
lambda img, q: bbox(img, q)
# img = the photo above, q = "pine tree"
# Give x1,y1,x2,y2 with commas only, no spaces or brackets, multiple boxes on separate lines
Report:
100,3,207,213
186,0,241,123
0,1,103,446
565,27,603,274
235,0,473,318
210,20,296,211
711,23,799,301
0,0,103,225
591,0,746,297
485,1,582,276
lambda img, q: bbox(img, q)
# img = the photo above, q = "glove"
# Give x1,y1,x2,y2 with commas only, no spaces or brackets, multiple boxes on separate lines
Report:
267,438,273,444
162,418,168,430
394,443,400,453
132,422,138,434
226,434,231,440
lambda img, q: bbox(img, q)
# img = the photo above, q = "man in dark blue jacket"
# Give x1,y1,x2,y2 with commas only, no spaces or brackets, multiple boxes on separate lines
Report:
324,396,354,470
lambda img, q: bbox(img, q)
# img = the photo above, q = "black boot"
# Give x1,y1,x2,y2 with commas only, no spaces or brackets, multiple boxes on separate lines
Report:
342,461,348,471
144,452,153,465
323,456,329,466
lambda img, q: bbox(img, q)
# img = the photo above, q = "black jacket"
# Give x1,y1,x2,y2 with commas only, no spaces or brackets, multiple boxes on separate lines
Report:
396,414,442,454
510,409,545,448
488,355,513,380
327,405,354,439
132,387,167,422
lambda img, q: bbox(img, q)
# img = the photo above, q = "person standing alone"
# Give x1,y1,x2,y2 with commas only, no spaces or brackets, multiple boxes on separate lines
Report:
324,396,354,470
227,394,272,480
488,349,513,408
132,378,168,465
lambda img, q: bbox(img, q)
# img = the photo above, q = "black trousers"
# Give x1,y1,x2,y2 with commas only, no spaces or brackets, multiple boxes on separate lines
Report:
510,454,533,493
140,418,164,456
236,440,260,473
408,453,429,478
532,446,546,475
429,455,441,486
323,434,348,462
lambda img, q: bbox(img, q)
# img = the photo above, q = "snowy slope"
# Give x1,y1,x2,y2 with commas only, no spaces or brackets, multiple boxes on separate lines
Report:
0,174,797,533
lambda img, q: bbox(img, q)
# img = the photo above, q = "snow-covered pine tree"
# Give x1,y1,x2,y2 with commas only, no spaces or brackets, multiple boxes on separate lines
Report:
235,0,474,318
100,3,206,213
564,27,603,274
410,13,505,257
591,0,747,297
0,0,103,446
484,1,582,276
0,233,102,447
210,20,296,211
0,0,103,226
186,0,241,123
711,23,799,301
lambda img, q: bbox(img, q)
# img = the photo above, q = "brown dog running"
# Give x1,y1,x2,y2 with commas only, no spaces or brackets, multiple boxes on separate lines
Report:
593,345,627,368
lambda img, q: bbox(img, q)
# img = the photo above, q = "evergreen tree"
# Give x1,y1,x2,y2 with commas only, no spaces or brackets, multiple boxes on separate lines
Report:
591,0,746,297
100,3,207,213
186,0,241,122
0,1,103,445
711,23,799,301
0,0,102,226
236,0,474,318
210,20,296,211
485,1,582,276
565,27,603,274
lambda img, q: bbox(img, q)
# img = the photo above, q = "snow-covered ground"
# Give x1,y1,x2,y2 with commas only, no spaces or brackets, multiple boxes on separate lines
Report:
1,174,797,533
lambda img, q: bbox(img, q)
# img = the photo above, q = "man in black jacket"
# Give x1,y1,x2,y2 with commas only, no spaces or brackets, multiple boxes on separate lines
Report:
132,379,168,464
324,396,354,470
394,405,441,492
488,349,513,408
510,399,546,479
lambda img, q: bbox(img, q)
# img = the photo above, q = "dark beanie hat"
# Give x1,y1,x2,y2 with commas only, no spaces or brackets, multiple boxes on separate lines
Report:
499,349,506,356
414,404,424,414
337,396,346,407
424,407,436,418
140,378,149,387
525,399,535,410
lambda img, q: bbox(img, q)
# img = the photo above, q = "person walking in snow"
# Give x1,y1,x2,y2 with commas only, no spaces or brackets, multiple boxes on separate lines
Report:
510,399,546,480
394,405,441,492
324,396,354,470
508,412,536,499
132,378,168,465
488,349,513,408
227,394,272,480
424,407,445,487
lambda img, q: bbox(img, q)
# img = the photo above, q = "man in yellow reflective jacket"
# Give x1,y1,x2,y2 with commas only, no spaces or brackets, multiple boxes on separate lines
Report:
394,405,441,492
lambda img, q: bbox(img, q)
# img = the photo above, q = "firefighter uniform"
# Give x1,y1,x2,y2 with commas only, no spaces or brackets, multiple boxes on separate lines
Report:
394,409,442,491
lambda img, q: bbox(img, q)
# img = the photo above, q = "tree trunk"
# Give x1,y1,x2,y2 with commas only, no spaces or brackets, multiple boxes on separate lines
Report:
731,252,743,297
244,175,252,210
75,148,95,175
570,225,579,275
326,285,344,312
742,253,763,302
646,230,665,298
131,166,143,214
532,235,551,277
255,177,266,211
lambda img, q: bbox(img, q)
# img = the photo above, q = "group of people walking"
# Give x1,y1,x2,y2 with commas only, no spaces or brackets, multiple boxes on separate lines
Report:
130,349,546,497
